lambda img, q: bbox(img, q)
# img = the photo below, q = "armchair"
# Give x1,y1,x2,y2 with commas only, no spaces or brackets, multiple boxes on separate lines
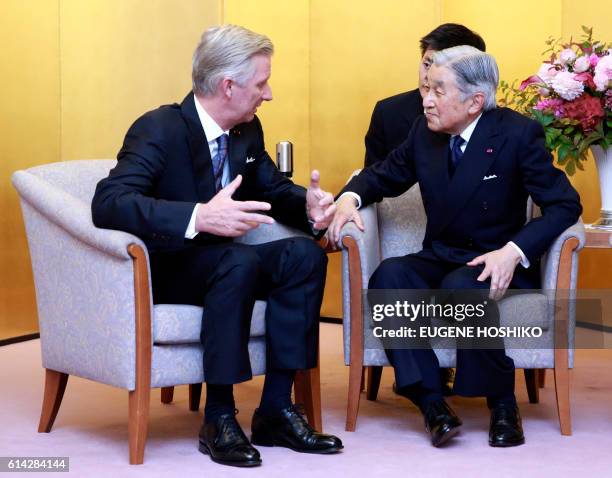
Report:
339,183,585,434
12,159,322,464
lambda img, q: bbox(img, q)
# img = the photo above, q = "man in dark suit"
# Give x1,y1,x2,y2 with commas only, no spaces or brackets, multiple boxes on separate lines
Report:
365,25,486,396
92,24,342,467
329,46,582,448
364,23,486,168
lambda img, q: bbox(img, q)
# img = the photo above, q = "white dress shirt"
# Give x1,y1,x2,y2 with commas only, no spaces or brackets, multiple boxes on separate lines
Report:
340,114,529,268
184,96,231,239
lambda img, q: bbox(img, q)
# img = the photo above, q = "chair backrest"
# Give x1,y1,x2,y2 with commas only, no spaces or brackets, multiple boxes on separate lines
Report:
25,159,117,203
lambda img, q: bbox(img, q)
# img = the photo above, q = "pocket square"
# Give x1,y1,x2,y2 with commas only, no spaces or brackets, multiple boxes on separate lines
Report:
246,156,256,163
483,174,497,181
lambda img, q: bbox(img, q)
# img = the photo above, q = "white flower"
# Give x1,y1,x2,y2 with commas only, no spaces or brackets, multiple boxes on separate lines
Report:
559,48,577,65
594,55,612,91
551,71,584,100
537,63,558,86
573,55,590,73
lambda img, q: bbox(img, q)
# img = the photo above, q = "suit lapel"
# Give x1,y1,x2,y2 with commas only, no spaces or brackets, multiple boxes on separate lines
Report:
432,109,506,237
180,93,216,202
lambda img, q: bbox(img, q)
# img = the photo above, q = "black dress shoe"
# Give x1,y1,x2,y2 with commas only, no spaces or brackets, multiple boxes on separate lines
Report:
423,400,462,447
251,405,343,454
199,412,262,467
489,404,525,447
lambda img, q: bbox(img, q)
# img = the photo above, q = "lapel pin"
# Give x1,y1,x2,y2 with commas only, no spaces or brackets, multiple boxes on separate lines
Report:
486,148,493,154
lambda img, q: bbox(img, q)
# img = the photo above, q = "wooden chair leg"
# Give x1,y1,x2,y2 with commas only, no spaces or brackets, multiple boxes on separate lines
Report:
538,368,546,388
160,386,174,404
38,369,68,433
346,360,363,432
189,383,202,411
554,349,571,435
128,386,151,465
294,364,322,432
524,369,540,404
366,366,383,401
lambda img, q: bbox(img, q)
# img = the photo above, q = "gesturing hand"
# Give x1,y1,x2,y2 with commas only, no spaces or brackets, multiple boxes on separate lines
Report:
467,243,522,300
195,174,274,237
326,194,364,249
306,170,336,230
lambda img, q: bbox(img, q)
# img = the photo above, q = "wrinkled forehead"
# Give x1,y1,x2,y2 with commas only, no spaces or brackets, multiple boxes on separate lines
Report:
427,64,456,89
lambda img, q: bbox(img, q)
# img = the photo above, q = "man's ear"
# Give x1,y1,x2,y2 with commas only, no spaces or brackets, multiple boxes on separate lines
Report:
220,78,233,99
469,92,485,114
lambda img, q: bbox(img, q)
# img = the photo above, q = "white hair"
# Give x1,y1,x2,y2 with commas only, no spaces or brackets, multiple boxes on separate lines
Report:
192,24,273,96
433,45,499,110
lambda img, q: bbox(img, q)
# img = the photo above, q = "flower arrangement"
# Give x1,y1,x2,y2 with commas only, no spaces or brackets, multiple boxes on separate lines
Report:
499,27,611,175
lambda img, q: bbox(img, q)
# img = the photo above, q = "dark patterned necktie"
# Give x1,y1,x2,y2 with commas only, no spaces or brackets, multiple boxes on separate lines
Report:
449,135,465,176
213,134,228,191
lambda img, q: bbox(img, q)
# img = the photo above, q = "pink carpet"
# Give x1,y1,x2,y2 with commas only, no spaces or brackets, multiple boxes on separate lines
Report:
2,323,612,477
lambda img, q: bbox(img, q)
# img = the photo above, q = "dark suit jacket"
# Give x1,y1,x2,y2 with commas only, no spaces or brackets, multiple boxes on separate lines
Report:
92,93,312,252
345,107,582,265
364,88,423,167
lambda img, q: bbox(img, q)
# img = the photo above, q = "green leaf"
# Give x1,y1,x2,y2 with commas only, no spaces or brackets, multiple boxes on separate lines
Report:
566,160,576,176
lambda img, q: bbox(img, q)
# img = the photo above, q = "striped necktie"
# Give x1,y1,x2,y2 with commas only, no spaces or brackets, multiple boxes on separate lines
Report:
449,135,465,176
213,133,228,191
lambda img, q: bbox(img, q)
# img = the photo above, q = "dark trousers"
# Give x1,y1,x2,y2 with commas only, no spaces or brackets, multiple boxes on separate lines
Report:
368,248,539,399
149,237,327,384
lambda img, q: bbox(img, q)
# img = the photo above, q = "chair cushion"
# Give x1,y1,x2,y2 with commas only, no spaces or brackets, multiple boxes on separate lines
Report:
153,301,267,345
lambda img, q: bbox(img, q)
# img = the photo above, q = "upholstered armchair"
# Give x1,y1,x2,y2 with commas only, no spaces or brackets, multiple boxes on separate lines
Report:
12,159,322,464
338,183,585,434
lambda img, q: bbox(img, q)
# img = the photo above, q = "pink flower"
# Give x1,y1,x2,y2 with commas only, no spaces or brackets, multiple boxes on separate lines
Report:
536,63,558,86
535,98,564,117
551,71,585,100
559,48,577,65
605,90,612,111
573,55,590,73
589,53,600,66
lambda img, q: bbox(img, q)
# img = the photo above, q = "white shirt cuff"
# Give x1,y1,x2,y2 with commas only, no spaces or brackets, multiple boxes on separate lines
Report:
508,241,530,268
185,204,199,239
337,191,362,209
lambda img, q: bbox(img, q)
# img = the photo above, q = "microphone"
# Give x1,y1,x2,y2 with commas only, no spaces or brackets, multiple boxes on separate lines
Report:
276,141,293,178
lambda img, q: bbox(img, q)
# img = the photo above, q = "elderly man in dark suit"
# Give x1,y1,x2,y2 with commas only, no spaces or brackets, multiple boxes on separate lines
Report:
364,25,486,395
329,46,581,448
92,24,342,468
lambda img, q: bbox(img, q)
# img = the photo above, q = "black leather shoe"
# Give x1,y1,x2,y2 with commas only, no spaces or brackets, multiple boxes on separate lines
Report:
489,404,525,447
251,405,343,454
424,400,462,447
199,412,262,467
440,368,455,396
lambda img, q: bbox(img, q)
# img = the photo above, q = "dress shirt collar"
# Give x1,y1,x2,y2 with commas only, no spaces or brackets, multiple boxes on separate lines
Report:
451,113,482,145
193,95,229,142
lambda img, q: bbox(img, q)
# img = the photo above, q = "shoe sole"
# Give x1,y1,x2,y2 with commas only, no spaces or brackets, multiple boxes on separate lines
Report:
432,425,461,447
198,442,262,467
489,437,525,448
251,436,343,454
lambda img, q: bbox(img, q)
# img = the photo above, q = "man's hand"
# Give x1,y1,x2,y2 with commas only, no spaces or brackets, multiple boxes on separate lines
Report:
195,174,274,237
327,194,365,249
306,170,336,230
467,244,522,300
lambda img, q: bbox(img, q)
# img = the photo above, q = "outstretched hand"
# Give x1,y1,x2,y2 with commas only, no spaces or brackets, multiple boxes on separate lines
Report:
195,174,274,237
306,170,336,230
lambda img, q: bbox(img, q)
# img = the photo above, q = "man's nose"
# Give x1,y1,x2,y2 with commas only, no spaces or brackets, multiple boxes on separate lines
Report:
263,84,273,101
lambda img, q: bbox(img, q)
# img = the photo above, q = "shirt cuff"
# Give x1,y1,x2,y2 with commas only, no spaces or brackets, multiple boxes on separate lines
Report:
185,204,199,239
508,241,530,268
337,191,362,209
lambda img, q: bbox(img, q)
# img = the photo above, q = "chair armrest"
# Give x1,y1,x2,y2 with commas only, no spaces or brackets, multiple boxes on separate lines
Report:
338,204,381,365
12,170,145,260
541,219,585,292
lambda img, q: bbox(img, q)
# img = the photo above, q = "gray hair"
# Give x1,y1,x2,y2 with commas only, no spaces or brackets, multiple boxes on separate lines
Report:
432,45,498,110
192,24,274,96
